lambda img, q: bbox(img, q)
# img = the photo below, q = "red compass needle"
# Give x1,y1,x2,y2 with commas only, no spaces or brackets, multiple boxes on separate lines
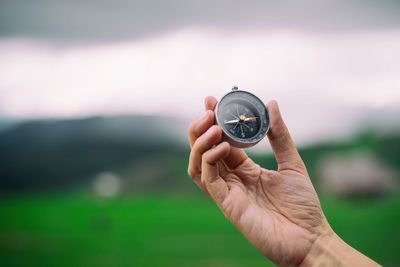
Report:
244,116,258,121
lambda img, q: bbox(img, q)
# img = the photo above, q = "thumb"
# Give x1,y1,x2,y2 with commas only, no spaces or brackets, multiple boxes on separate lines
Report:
266,100,305,172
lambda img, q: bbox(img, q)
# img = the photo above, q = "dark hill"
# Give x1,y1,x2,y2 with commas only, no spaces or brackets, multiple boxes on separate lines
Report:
1,116,399,194
0,115,187,191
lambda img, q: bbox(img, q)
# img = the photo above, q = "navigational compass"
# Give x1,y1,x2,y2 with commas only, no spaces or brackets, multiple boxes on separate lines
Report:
215,86,270,148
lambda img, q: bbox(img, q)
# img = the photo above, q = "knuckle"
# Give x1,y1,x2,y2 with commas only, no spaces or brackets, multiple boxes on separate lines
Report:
194,132,211,151
187,168,195,178
187,121,197,135
192,138,201,152
201,151,208,162
187,166,199,179
294,158,307,173
205,109,214,117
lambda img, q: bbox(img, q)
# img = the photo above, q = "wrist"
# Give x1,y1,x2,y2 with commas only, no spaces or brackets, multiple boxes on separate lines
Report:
300,229,380,267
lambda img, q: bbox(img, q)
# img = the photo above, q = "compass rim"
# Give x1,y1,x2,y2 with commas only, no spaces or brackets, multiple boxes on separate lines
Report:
215,90,270,148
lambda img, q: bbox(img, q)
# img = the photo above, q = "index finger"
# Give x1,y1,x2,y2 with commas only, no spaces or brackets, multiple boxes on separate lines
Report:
188,96,219,148
188,110,215,148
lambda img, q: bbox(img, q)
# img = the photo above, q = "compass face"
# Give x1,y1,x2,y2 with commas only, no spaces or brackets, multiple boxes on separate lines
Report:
215,90,269,148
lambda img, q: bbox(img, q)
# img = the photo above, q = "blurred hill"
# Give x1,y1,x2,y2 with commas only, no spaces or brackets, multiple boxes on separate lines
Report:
0,116,399,195
0,115,188,191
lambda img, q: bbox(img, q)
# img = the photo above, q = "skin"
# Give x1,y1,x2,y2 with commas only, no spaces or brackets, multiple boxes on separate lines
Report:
187,96,380,267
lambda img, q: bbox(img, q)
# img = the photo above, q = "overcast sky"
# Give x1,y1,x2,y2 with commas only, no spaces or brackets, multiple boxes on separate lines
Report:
1,0,400,43
0,1,399,145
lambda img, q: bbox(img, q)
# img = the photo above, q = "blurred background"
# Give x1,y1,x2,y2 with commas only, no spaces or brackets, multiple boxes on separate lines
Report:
0,0,400,266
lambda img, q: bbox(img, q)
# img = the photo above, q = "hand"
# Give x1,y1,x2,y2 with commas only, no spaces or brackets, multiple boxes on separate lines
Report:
188,96,379,266
188,96,326,265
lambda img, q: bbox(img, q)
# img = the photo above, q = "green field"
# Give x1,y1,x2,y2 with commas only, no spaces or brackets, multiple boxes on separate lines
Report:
1,192,399,266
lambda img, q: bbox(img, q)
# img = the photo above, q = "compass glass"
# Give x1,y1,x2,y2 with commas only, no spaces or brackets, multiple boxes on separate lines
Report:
216,90,269,147
221,102,260,139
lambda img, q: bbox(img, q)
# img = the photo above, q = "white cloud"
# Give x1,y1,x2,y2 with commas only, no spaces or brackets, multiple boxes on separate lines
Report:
0,28,399,145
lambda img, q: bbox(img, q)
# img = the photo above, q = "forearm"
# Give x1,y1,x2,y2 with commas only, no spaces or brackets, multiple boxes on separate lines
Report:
300,231,380,267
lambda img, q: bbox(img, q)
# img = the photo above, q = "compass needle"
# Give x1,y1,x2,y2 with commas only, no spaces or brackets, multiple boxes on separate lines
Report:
245,116,258,121
224,119,239,124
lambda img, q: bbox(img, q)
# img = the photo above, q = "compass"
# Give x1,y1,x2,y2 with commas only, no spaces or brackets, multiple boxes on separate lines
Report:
215,87,270,148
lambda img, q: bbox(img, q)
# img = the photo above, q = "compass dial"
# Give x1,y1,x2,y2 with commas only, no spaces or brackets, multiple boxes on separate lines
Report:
215,90,269,148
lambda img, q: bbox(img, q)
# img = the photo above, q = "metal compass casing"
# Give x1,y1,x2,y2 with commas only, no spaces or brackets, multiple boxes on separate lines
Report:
215,87,270,148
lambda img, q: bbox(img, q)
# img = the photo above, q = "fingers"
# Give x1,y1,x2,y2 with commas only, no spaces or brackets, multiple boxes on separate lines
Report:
188,125,222,183
204,96,249,170
188,110,214,148
188,96,217,148
202,142,231,205
266,100,305,172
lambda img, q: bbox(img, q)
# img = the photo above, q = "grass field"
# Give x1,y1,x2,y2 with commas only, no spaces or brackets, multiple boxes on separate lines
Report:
1,192,399,266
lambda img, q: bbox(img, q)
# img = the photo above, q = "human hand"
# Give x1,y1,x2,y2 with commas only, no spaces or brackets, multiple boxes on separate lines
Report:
187,96,379,266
